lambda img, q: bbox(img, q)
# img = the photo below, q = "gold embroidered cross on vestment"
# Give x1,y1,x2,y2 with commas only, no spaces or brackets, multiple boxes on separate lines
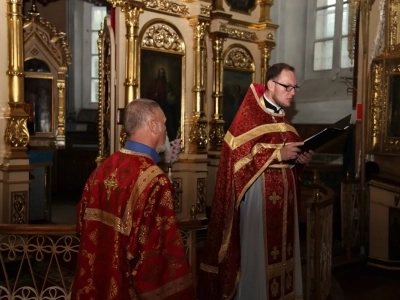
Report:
104,169,118,200
271,246,280,260
269,191,281,204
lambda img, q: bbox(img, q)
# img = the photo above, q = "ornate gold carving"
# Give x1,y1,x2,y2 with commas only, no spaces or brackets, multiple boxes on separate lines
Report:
6,0,29,159
142,0,190,16
24,12,71,67
189,119,209,154
57,81,65,136
224,47,253,70
23,4,71,148
219,24,257,41
5,109,30,151
388,0,400,52
258,40,276,85
209,122,225,150
12,191,28,224
200,4,212,17
141,23,184,52
172,177,183,212
196,178,206,213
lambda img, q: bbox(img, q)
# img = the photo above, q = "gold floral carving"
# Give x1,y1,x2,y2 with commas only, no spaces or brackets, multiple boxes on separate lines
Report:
219,24,257,41
389,0,400,52
142,0,190,16
141,24,184,53
5,116,29,148
209,123,225,151
196,178,206,213
12,191,28,224
200,4,212,17
224,47,253,70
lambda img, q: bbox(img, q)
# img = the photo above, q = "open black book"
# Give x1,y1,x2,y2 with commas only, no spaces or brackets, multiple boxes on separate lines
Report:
298,115,351,153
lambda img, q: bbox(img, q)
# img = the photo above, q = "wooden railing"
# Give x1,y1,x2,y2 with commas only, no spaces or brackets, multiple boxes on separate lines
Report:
305,183,334,300
0,220,204,300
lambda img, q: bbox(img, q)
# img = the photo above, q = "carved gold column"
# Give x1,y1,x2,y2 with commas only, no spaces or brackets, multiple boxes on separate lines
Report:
122,3,142,104
1,0,31,224
5,0,29,159
209,32,228,151
259,0,274,23
258,38,275,86
56,78,66,144
107,0,144,147
188,17,210,154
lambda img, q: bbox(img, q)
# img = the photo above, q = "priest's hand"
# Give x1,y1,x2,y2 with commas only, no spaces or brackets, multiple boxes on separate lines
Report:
280,142,303,161
295,150,314,165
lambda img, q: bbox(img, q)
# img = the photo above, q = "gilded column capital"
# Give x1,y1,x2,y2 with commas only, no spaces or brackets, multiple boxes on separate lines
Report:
258,39,276,86
259,0,274,23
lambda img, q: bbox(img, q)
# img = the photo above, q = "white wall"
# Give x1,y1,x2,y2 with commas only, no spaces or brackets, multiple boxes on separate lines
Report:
271,0,354,124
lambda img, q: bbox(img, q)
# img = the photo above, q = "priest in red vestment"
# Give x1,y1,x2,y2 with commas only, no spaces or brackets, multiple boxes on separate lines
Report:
198,63,313,300
71,99,195,300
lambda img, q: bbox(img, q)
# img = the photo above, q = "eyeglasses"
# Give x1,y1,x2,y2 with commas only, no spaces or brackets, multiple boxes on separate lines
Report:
272,80,300,92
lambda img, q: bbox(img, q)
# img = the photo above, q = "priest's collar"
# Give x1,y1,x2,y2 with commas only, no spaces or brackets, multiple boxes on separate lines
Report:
124,140,161,163
263,95,282,113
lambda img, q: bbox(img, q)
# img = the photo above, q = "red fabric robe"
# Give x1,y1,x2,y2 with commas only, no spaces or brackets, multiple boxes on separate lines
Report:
71,149,195,300
198,83,304,300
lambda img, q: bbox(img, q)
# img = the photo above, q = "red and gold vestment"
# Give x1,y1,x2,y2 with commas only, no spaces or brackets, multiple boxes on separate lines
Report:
71,149,195,300
198,83,304,300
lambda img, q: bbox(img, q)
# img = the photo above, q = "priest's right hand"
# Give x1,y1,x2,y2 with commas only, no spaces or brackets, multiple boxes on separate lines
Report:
280,142,304,161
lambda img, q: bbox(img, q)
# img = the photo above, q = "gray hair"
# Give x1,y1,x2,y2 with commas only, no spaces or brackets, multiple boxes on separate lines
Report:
123,98,161,136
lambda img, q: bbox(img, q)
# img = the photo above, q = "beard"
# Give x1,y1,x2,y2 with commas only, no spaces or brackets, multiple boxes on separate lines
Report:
156,134,170,154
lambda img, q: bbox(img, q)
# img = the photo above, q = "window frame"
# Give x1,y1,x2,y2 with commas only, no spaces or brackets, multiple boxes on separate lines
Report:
305,0,353,79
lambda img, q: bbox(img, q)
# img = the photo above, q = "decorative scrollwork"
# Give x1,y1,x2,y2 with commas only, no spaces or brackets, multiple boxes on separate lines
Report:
224,47,253,70
220,24,257,42
200,4,212,17
12,192,27,224
141,24,184,52
5,117,29,148
196,178,206,213
142,0,190,16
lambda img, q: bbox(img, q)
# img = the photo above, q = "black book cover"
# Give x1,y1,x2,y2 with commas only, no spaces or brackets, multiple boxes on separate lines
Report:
298,115,351,152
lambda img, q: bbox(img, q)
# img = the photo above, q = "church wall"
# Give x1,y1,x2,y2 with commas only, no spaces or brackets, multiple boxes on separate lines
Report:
271,0,354,126
270,0,307,83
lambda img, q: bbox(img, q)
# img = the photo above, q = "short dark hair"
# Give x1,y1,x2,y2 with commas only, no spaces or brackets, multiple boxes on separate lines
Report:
123,98,160,136
265,63,295,86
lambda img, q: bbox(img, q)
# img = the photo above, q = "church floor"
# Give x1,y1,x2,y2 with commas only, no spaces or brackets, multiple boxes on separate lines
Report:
330,258,400,300
50,195,400,299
